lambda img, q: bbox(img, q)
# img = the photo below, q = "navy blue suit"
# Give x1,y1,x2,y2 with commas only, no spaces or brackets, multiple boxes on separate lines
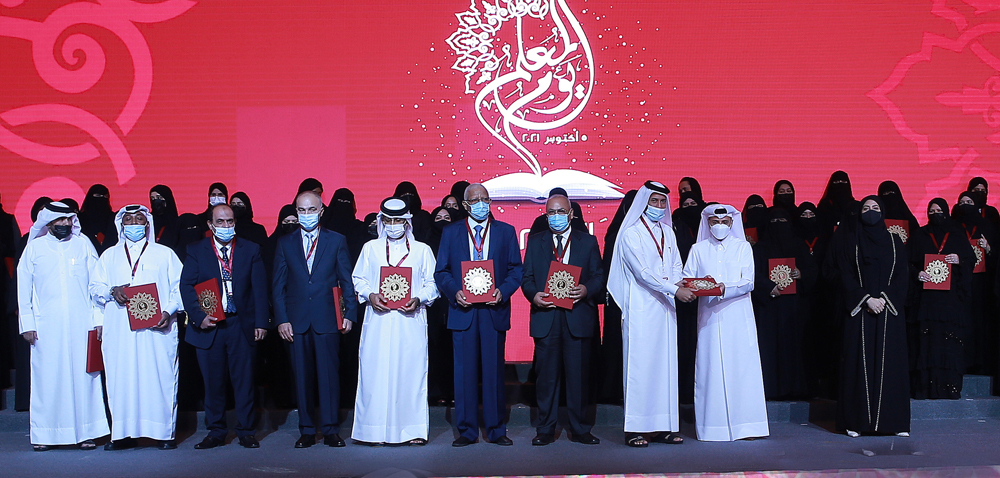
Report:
434,218,523,442
181,237,270,439
272,227,357,436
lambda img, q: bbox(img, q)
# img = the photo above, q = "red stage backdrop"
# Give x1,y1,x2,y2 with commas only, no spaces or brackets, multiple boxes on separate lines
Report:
3,0,1000,360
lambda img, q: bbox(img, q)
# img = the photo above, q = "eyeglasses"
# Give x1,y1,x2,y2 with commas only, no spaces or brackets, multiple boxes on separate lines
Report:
463,198,491,205
545,209,569,216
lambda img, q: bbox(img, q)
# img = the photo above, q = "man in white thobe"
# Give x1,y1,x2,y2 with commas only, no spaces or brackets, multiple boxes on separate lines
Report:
682,204,769,441
351,198,439,445
608,181,696,447
17,201,109,450
90,204,183,450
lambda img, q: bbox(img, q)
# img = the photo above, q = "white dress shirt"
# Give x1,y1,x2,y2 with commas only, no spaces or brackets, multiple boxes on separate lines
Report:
466,217,490,260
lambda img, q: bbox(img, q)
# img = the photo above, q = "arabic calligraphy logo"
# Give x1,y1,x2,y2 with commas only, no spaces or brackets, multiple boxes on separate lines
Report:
128,291,159,322
769,264,793,290
198,289,218,315
887,224,909,244
446,0,621,201
380,273,411,303
926,259,950,284
464,266,494,296
546,269,575,299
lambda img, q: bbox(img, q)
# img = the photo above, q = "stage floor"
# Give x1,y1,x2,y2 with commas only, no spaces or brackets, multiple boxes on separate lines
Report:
2,418,999,477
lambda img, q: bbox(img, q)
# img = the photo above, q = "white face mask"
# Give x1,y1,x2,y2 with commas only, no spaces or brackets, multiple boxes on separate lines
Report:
209,196,226,207
710,223,731,240
385,223,406,239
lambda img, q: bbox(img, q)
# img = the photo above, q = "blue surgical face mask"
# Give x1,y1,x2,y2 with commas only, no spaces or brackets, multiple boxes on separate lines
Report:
123,224,146,242
644,205,666,223
547,213,569,232
213,225,235,243
468,201,490,221
298,213,320,231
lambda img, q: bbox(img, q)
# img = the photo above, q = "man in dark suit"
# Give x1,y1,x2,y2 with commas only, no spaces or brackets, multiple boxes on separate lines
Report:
434,183,523,447
181,204,270,449
521,194,604,446
272,190,358,448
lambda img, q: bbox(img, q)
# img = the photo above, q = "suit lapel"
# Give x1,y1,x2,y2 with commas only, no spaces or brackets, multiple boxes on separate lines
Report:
310,228,330,275
485,219,497,261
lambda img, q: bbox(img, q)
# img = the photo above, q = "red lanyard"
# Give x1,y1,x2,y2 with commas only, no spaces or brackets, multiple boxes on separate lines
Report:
386,236,411,267
640,216,665,259
302,233,318,263
213,239,236,276
156,226,164,242
466,220,490,259
805,237,818,255
965,226,978,240
552,232,572,263
124,241,148,279
930,232,949,253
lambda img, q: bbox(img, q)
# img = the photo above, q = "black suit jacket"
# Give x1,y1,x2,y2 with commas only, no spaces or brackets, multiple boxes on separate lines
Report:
521,228,605,338
181,237,271,349
272,227,358,334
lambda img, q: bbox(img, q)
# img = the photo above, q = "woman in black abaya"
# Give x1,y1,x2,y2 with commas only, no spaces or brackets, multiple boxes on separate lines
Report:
953,191,998,375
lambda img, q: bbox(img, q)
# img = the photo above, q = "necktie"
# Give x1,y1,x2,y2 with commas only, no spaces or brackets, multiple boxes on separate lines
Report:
305,232,315,272
556,235,564,261
474,225,483,260
221,245,235,313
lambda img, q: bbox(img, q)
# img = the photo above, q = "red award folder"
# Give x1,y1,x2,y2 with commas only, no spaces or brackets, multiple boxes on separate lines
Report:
544,261,583,310
885,219,910,244
86,329,103,373
683,277,723,296
379,266,412,309
971,239,986,274
332,286,348,331
123,283,161,331
195,278,225,323
768,258,797,294
745,227,758,245
923,254,951,290
461,260,498,303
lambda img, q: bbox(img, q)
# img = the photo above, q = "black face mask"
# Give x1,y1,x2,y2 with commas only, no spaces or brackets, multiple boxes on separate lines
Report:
955,204,978,219
970,190,988,206
433,219,450,231
151,198,167,215
928,212,946,226
861,210,882,226
280,223,298,235
51,224,72,240
232,205,247,219
775,193,794,207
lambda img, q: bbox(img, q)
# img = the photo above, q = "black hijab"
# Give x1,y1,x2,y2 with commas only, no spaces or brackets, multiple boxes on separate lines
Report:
968,177,989,206
679,177,703,203
855,196,894,294
150,184,179,220
877,181,917,223
59,198,80,213
450,181,471,203
363,212,379,241
821,170,855,208
761,206,797,252
953,191,987,231
772,180,796,213
270,204,298,239
924,197,962,242
78,184,113,232
394,181,424,212
742,194,768,230
329,188,358,222
230,191,255,220
794,201,823,239
428,206,454,253
672,190,704,232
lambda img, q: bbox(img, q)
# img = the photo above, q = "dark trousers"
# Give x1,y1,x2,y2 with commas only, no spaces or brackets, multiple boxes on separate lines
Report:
291,328,341,436
534,311,592,436
195,317,256,439
453,310,506,441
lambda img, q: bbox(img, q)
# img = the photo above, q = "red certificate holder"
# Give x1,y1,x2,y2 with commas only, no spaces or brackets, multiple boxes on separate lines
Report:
123,283,162,331
461,260,498,304
543,262,583,310
768,258,797,295
195,278,225,323
683,277,723,296
332,286,348,331
923,254,952,290
86,329,104,373
885,219,910,244
971,239,987,274
745,227,758,245
378,266,413,310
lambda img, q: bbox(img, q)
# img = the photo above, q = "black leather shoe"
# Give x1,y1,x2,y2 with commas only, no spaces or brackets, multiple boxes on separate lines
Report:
157,440,177,450
104,438,138,451
323,434,346,447
294,434,316,449
570,432,600,445
531,433,555,446
492,435,513,446
452,436,477,447
238,436,260,448
193,436,224,450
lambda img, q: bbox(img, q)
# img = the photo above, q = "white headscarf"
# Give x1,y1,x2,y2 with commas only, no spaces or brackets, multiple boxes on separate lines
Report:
608,181,672,303
114,204,155,243
26,201,81,244
376,197,415,242
695,203,746,243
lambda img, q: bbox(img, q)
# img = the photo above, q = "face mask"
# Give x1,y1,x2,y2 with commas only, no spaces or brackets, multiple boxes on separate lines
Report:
928,212,946,225
123,224,146,242
775,193,794,206
231,205,247,218
151,198,167,215
970,190,987,206
861,210,882,226
644,205,666,223
280,223,298,235
213,225,235,243
209,196,226,207
50,224,72,240
547,213,570,232
710,223,731,240
433,219,450,231
385,223,407,239
298,212,320,231
468,201,490,221
955,204,978,218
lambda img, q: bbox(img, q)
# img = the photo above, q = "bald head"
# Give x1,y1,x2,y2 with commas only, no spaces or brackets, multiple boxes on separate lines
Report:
464,183,488,201
545,194,573,233
295,190,323,210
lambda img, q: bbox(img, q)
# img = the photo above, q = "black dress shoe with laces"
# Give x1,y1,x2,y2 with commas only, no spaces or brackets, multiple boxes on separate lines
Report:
531,433,555,446
193,436,224,450
323,434,346,447
492,435,513,446
570,432,600,445
452,436,477,447
238,436,260,448
104,438,138,451
294,434,316,448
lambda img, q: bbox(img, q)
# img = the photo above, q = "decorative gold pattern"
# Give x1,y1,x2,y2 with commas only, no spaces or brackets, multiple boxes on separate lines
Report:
380,273,410,302
198,289,218,315
128,292,158,322
886,224,908,244
769,264,794,289
926,259,950,284
687,279,718,291
547,270,576,300
464,266,493,296
973,245,984,269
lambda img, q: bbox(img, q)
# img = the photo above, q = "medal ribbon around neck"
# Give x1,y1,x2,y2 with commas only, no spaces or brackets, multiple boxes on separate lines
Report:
640,216,665,259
